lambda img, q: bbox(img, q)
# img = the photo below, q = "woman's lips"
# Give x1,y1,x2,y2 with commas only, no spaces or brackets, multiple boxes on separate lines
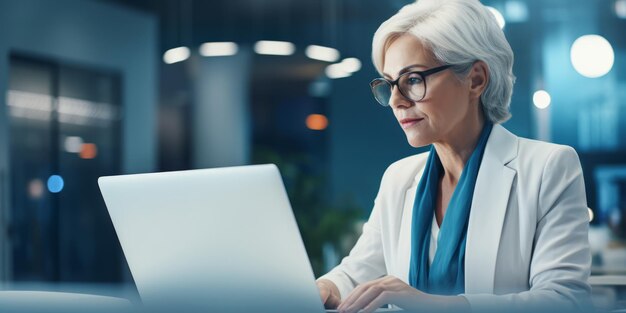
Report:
399,118,424,129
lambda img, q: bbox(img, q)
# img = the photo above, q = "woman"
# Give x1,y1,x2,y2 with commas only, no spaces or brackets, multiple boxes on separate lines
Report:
316,0,591,312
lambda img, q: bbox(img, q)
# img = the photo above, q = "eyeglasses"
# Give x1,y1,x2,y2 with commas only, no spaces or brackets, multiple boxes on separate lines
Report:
370,65,452,107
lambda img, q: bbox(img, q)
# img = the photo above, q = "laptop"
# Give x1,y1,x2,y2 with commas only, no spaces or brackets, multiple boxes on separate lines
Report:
98,164,401,313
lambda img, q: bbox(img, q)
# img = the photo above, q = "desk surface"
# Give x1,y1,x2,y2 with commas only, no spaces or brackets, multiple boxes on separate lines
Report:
590,275,626,286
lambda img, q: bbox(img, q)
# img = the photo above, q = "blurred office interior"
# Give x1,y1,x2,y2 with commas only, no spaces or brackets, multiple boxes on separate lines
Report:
0,0,625,309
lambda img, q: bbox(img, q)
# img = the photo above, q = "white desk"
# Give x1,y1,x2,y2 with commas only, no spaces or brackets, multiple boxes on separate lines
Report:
0,291,132,312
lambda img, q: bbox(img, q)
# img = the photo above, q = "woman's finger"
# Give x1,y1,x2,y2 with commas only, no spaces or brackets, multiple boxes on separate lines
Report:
320,289,330,302
325,293,341,309
342,285,386,313
338,278,381,311
362,291,393,313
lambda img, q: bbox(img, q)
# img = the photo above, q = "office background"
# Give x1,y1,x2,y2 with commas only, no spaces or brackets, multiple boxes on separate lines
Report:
0,0,625,308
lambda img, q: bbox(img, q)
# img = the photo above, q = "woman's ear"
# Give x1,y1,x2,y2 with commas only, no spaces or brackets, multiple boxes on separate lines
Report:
468,61,489,100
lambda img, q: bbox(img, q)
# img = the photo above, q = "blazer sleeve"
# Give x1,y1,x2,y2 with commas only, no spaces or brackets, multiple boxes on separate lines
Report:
317,173,390,300
462,146,592,312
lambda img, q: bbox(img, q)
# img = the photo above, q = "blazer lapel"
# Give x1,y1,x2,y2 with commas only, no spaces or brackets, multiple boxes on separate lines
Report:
398,157,428,284
464,124,518,294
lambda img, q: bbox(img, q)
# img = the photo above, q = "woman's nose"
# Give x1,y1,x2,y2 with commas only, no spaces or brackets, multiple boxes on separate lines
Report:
389,85,412,109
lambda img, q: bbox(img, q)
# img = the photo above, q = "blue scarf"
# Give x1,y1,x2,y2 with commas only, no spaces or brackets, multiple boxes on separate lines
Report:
408,122,493,295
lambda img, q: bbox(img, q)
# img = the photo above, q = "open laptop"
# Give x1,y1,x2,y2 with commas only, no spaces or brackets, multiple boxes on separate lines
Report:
98,164,401,313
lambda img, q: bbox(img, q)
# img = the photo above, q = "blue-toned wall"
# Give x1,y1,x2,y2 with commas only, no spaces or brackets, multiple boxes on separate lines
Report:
0,0,157,280
328,19,418,214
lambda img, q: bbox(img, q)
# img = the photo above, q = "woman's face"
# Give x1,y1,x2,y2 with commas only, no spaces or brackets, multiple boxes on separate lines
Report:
382,34,476,148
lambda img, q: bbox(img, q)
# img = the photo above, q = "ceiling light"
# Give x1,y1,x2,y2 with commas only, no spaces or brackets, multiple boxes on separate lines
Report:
533,90,551,109
305,45,340,62
254,40,295,56
199,42,238,57
570,35,614,78
339,58,362,73
325,63,351,79
163,46,190,64
504,1,528,22
616,0,626,19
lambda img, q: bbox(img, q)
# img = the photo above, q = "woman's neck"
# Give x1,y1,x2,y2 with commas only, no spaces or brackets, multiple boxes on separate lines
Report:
433,112,486,186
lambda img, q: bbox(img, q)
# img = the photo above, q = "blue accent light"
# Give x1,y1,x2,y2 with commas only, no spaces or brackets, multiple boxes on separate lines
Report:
47,175,64,193
505,1,528,23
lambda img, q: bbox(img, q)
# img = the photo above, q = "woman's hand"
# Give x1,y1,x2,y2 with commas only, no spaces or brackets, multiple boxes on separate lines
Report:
317,279,342,309
336,275,470,313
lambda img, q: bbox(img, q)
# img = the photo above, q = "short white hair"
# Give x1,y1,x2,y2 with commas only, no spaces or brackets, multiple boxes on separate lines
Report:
372,0,515,124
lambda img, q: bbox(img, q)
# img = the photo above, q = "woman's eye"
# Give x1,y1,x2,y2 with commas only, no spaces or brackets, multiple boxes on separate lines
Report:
407,75,423,85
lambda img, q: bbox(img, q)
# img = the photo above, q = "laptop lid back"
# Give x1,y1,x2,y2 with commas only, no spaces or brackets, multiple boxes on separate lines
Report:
98,164,325,313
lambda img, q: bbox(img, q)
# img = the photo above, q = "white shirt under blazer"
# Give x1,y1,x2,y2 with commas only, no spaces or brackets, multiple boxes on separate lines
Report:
319,124,591,311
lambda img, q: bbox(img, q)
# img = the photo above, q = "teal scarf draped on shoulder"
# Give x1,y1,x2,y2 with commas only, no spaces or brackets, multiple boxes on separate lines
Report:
408,122,493,295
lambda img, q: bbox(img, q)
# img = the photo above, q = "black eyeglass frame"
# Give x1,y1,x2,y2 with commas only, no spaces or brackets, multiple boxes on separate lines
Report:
370,64,453,106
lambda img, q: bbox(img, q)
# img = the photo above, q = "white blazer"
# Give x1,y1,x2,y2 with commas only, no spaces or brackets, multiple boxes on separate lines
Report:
319,124,591,311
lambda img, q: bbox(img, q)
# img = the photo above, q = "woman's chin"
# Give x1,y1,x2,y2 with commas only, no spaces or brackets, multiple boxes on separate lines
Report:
406,135,432,148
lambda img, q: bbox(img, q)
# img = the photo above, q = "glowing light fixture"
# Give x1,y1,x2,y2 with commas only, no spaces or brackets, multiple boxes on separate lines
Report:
325,64,351,79
163,46,190,64
199,42,239,57
588,208,594,222
254,40,295,56
305,45,340,62
64,136,84,153
615,0,626,19
306,114,329,130
80,143,98,159
339,58,362,73
47,175,64,193
505,1,528,22
533,90,551,109
309,80,331,98
28,179,44,199
486,6,506,29
570,35,614,78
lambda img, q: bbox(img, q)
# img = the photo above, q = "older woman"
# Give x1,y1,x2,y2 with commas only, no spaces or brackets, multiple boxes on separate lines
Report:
316,0,591,312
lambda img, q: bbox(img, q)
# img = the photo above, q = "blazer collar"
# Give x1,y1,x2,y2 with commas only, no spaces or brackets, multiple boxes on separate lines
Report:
484,124,518,166
413,125,518,183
